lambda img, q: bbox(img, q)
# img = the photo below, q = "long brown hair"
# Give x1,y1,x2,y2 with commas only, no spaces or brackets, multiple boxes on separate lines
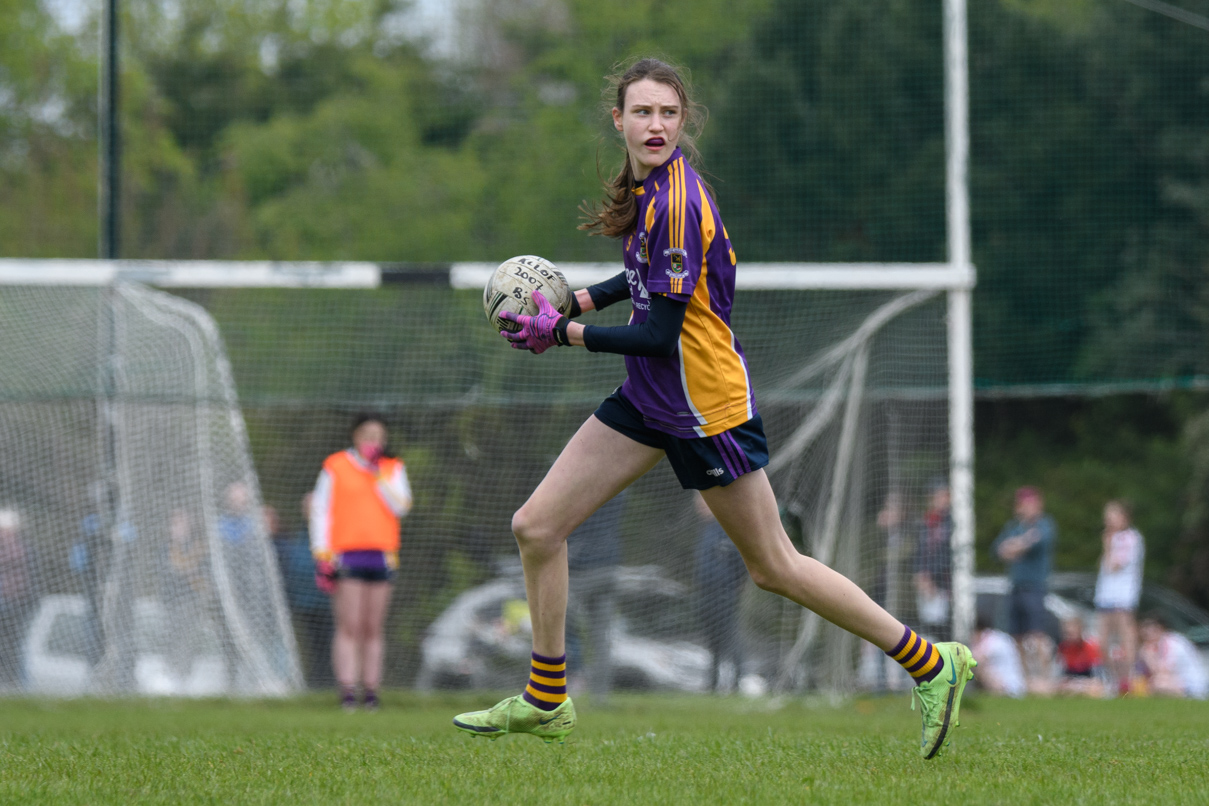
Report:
579,58,708,238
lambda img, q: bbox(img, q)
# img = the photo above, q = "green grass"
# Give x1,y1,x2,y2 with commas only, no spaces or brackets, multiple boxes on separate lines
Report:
0,692,1205,804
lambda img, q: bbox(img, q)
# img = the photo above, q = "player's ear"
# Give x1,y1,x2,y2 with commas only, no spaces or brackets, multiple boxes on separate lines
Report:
612,107,623,131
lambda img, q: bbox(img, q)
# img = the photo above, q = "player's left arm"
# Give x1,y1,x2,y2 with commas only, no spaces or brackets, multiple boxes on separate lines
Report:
375,461,413,518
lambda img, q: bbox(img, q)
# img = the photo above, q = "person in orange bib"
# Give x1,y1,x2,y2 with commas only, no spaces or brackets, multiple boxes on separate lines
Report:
310,414,412,710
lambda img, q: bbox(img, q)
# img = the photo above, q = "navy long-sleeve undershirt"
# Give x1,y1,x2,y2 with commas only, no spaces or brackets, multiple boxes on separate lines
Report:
581,292,687,359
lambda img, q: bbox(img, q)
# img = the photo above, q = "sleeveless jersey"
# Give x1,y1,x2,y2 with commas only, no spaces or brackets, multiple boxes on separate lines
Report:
620,147,756,438
312,450,408,556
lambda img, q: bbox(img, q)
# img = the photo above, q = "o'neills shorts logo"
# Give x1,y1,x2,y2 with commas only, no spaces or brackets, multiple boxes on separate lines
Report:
664,247,687,275
637,232,649,264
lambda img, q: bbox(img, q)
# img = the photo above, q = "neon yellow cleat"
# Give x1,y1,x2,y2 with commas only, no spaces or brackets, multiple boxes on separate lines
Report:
452,695,576,744
912,642,976,759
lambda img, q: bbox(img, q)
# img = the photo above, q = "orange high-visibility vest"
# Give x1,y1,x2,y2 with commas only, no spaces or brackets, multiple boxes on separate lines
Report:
323,451,403,554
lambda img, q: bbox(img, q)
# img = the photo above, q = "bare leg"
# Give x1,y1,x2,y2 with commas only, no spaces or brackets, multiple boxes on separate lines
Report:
701,469,905,651
1120,611,1138,686
511,416,663,657
360,582,392,691
332,579,367,689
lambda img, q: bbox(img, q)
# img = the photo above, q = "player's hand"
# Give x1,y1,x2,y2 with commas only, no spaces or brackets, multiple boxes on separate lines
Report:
315,559,337,595
500,290,568,354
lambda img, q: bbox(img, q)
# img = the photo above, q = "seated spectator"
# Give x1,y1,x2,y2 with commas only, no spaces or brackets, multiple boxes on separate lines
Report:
1018,631,1060,696
971,614,1026,697
1056,616,1104,697
1138,612,1208,700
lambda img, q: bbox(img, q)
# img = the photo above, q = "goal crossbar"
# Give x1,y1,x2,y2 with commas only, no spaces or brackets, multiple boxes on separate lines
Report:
0,259,975,291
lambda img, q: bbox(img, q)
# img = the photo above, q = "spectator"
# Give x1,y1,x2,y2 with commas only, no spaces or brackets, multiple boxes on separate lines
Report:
0,507,32,687
914,479,952,640
275,493,334,689
693,493,748,693
991,487,1056,644
1138,612,1208,699
218,481,258,545
311,413,412,711
164,508,207,677
1056,616,1103,697
859,491,910,692
1094,500,1144,696
566,492,625,704
971,613,1026,697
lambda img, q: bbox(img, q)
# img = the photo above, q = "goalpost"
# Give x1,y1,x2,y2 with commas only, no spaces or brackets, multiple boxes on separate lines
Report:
0,1,971,696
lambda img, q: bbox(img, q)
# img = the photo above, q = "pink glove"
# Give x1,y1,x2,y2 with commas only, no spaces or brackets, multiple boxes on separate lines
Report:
500,290,568,354
315,560,337,595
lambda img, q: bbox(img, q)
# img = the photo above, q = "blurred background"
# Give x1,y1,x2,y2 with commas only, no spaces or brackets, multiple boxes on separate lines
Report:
3,0,1209,695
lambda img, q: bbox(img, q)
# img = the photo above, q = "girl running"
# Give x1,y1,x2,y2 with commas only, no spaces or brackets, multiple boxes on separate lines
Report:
453,58,973,759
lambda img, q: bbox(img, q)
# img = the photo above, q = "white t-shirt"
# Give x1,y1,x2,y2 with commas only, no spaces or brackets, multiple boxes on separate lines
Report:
1144,633,1208,699
972,628,1026,698
1094,527,1144,610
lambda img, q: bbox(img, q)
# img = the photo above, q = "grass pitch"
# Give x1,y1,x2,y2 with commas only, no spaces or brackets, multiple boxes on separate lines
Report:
0,692,1204,804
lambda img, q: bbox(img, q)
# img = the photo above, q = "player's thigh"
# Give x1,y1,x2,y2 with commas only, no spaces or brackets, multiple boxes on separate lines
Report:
334,579,368,632
361,582,392,634
516,414,663,541
699,469,792,574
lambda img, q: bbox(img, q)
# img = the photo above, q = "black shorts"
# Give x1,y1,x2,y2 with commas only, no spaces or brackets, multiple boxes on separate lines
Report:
1008,586,1047,636
335,550,397,583
594,390,769,490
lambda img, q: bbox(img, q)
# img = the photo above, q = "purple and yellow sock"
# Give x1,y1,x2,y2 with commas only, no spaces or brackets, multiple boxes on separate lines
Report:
521,651,567,711
886,626,945,684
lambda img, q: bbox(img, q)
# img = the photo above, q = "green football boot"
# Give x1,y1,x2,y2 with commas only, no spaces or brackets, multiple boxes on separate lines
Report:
452,695,576,744
911,642,976,759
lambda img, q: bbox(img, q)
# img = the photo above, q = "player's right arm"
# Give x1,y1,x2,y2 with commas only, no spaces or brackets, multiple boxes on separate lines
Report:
310,469,334,562
570,272,631,316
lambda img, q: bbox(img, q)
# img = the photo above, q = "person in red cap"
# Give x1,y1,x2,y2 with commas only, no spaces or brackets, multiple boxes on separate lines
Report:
991,487,1056,646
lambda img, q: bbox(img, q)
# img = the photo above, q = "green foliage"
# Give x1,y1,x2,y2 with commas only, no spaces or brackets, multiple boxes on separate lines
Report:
975,396,1192,582
1,696,1208,804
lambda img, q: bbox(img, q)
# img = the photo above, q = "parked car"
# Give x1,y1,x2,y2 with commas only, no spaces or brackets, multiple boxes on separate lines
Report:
417,565,712,692
22,594,226,696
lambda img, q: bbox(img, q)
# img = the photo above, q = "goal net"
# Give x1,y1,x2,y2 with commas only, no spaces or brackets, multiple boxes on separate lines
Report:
1,263,961,696
0,282,301,696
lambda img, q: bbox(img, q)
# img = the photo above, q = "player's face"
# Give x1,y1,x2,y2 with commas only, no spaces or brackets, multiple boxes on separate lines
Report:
353,421,387,457
612,79,683,180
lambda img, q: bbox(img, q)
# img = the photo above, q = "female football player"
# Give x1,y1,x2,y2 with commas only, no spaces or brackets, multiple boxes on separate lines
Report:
453,58,973,758
311,414,412,710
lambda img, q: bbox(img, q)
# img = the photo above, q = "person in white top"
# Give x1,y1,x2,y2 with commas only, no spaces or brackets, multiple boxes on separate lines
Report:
1094,500,1144,695
971,614,1026,698
1138,613,1208,699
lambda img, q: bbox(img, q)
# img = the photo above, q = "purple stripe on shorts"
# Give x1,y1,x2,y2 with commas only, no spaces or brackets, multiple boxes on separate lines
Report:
719,431,747,476
711,435,740,479
725,431,752,474
338,550,387,571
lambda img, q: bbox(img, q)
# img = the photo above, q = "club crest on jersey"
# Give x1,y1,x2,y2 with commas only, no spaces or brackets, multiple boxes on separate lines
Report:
637,232,649,264
663,247,687,276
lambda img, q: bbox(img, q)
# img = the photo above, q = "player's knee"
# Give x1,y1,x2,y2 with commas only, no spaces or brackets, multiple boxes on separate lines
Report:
511,505,562,552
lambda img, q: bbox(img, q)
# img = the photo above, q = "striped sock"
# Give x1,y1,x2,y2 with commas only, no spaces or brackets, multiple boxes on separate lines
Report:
886,626,945,684
521,651,567,711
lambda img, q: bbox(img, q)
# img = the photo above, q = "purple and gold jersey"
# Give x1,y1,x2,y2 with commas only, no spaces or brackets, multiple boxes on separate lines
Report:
619,147,756,438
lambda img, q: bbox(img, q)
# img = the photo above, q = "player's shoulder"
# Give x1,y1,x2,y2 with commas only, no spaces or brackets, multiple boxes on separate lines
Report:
651,156,706,215
323,450,351,469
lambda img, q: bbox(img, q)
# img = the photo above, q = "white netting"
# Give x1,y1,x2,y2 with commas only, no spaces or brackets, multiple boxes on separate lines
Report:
0,277,952,696
0,283,301,696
